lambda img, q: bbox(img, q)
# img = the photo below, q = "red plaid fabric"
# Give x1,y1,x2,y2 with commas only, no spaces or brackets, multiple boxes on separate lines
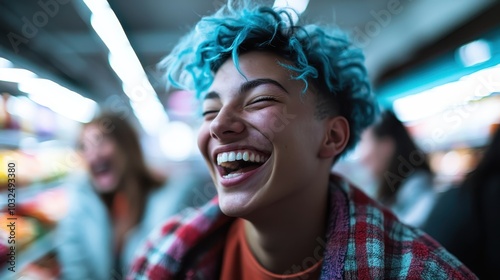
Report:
128,175,476,279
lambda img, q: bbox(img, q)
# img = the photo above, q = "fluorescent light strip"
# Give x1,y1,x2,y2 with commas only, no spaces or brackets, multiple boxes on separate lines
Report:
0,57,14,68
159,121,194,161
1,59,96,123
273,0,309,24
393,64,500,122
0,68,37,83
82,0,168,135
458,40,491,67
130,97,169,136
273,0,309,13
18,78,97,123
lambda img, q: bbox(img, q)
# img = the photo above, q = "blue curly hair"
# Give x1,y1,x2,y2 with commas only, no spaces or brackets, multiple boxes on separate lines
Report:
159,0,378,153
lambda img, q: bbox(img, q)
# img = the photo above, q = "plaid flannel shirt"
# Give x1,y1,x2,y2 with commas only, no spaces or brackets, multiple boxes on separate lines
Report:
128,175,476,279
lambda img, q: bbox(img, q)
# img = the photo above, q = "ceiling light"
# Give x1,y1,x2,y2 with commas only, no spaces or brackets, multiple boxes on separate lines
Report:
6,95,37,119
273,0,309,24
108,52,144,87
0,68,37,83
18,79,97,123
458,40,492,67
0,57,14,68
81,0,169,135
159,121,194,161
130,97,169,136
459,65,500,97
88,5,129,54
393,64,500,122
273,0,309,14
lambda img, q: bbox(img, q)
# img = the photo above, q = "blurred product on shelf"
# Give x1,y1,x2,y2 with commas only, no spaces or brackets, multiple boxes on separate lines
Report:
358,110,436,227
0,92,84,145
0,150,32,188
0,94,20,130
17,187,69,225
0,149,79,190
0,186,68,273
0,126,74,278
0,241,7,265
423,125,500,279
0,214,40,250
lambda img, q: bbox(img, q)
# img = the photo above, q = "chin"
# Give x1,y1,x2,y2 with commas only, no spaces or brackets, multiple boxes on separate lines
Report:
93,181,118,194
217,193,256,218
220,207,253,219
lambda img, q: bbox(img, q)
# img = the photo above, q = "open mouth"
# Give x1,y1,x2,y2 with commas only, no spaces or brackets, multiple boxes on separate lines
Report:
216,150,269,179
89,160,118,192
91,161,112,176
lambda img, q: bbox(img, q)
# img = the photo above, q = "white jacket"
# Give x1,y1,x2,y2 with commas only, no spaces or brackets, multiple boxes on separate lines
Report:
56,172,213,279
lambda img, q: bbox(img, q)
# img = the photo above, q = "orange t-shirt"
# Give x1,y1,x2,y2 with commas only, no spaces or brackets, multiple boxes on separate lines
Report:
221,219,323,280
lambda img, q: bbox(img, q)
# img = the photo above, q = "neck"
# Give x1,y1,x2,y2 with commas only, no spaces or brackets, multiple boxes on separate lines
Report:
243,174,330,274
101,174,144,222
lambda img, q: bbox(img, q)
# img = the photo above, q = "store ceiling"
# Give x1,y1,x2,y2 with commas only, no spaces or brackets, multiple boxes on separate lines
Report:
0,0,496,113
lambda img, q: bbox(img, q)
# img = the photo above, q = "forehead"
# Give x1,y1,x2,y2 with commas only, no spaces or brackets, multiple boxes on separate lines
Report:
81,124,109,144
206,51,301,96
220,51,288,75
82,124,100,137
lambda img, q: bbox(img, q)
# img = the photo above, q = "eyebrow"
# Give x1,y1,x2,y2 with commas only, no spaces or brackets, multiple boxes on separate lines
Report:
203,78,288,101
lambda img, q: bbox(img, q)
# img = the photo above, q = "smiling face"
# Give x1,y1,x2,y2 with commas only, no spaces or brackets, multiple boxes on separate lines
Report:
80,124,128,193
198,51,338,217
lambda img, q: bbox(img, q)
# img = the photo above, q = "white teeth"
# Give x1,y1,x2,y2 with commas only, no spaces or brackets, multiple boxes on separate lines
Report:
216,150,268,165
222,173,243,179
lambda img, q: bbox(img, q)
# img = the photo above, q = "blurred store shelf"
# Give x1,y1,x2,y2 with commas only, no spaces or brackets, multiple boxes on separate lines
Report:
0,230,59,280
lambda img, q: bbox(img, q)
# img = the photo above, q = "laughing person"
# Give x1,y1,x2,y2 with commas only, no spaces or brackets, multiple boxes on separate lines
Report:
129,2,476,279
57,114,209,279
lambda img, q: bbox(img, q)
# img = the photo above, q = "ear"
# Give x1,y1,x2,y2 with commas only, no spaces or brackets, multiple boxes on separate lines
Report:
318,116,350,159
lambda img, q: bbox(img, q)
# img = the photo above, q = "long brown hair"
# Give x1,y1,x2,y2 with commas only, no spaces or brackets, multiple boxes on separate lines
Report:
81,112,164,225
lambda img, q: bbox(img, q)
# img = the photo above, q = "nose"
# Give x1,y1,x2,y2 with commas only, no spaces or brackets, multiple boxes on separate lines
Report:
209,107,245,141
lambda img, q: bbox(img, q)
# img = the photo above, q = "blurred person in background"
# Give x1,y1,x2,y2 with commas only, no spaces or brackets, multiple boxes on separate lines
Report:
57,113,208,279
424,126,500,279
358,110,435,227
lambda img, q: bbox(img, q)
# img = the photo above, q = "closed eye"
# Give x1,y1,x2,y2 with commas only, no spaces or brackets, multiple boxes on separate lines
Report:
250,96,278,104
202,110,219,118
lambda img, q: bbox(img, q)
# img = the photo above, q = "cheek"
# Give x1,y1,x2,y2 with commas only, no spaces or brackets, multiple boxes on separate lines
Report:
81,152,92,165
360,147,375,165
197,123,211,158
101,142,123,166
246,108,293,140
365,148,389,174
359,139,377,164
